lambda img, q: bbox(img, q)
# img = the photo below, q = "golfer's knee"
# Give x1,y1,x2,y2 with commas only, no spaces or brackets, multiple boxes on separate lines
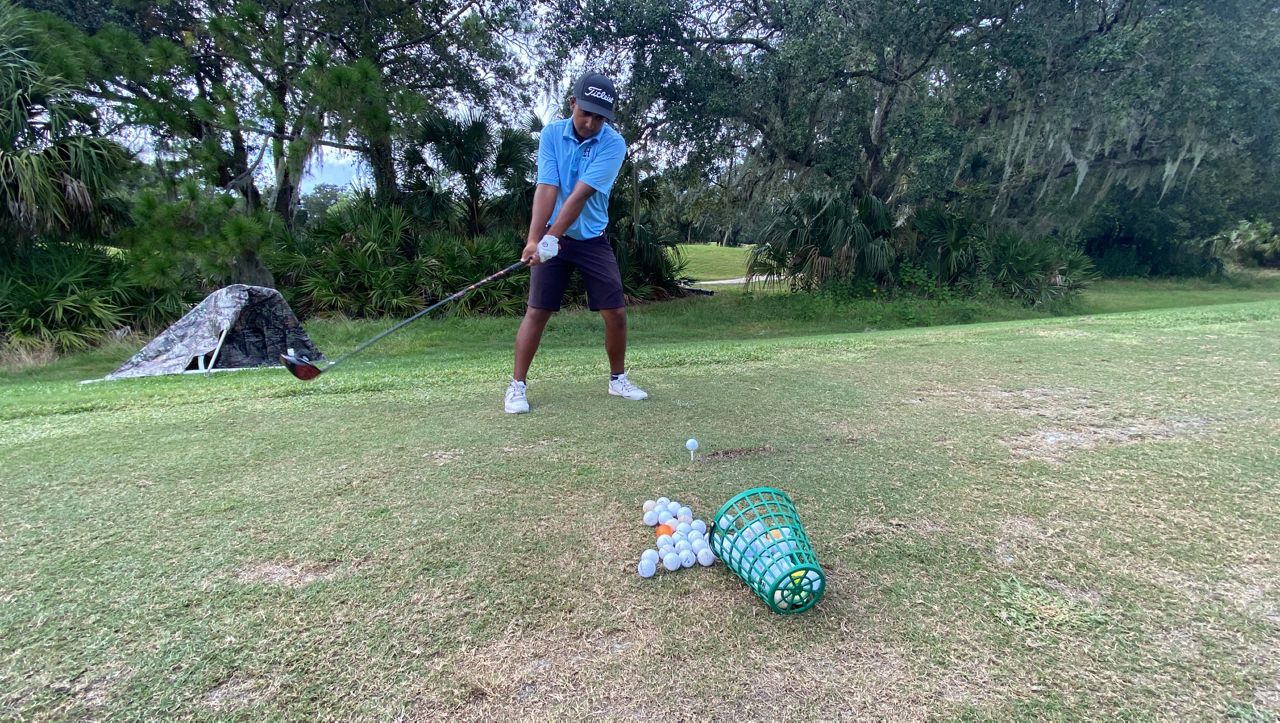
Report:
524,307,554,325
600,308,626,327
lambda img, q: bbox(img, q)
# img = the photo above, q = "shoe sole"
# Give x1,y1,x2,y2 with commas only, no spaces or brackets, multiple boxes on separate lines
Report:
505,406,529,414
608,389,649,400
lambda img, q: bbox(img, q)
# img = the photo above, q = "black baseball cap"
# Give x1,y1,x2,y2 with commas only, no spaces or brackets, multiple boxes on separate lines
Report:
573,72,617,121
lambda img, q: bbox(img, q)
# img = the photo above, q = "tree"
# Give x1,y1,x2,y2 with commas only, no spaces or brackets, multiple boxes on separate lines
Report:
1,0,131,245
408,110,536,236
550,0,1280,229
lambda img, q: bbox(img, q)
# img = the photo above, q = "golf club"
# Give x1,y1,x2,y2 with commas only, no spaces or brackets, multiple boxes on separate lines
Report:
281,237,559,381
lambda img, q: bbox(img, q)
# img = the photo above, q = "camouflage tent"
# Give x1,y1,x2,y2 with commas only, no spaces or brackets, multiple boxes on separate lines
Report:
106,285,322,380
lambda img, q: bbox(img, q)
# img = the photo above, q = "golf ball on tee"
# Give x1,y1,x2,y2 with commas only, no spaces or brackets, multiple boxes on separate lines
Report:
643,500,657,513
642,510,658,526
662,552,681,572
640,549,659,564
638,558,657,578
697,548,716,566
686,439,699,452
680,550,696,568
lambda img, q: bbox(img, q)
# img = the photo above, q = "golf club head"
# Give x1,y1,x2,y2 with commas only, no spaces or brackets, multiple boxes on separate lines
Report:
280,353,324,381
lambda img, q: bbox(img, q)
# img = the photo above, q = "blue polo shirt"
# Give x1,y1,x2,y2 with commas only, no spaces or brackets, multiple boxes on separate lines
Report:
536,118,627,239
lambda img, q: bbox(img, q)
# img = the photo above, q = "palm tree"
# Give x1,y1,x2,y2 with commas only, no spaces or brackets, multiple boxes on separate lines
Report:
406,111,537,237
747,190,895,291
0,0,131,247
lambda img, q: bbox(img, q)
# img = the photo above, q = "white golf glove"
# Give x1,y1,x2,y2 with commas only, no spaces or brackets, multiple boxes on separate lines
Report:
536,234,560,262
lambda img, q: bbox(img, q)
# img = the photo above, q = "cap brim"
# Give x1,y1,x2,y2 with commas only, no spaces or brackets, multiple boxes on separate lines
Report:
575,98,615,121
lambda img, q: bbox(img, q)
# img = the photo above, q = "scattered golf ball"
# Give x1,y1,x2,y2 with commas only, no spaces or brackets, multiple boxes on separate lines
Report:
666,501,681,515
675,522,691,535
697,549,716,566
675,540,692,553
680,550,696,568
640,549,659,564
662,552,681,571
638,558,657,578
643,500,657,513
657,510,674,524
657,534,673,548
643,510,659,526
677,506,693,523
691,520,707,535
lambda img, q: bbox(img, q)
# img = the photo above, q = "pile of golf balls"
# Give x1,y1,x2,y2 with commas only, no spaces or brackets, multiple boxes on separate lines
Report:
635,496,717,577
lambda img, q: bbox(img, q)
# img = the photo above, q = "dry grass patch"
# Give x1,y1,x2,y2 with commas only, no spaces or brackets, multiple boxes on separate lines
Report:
234,559,348,587
203,675,268,711
1002,417,1206,463
423,624,927,719
913,384,1209,463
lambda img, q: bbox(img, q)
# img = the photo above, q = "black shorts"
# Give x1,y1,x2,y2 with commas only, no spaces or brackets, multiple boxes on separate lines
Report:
528,235,625,311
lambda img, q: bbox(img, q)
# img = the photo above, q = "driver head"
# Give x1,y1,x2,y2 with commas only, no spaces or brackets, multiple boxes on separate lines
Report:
280,353,323,381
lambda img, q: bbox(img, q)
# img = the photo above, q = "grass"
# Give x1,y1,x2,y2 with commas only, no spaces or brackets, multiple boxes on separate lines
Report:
2,277,1279,718
674,243,753,281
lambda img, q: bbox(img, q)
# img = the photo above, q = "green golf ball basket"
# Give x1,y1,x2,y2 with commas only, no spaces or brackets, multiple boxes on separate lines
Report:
710,487,825,614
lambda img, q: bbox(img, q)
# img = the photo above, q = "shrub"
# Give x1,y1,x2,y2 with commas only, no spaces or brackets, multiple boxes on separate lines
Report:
1214,220,1280,268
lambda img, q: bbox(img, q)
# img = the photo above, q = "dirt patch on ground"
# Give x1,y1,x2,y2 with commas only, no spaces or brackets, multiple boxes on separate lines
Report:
421,624,925,719
915,384,1208,463
917,385,1100,420
48,665,133,709
839,518,946,543
994,517,1054,566
424,449,463,465
203,675,268,711
234,559,347,587
700,445,774,461
1002,417,1206,463
499,438,563,454
1215,559,1280,625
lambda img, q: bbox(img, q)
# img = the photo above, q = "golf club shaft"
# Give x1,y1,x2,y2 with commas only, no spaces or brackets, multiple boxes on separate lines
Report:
326,260,528,370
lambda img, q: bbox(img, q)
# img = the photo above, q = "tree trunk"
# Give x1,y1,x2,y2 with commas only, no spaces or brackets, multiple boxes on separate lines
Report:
367,134,400,205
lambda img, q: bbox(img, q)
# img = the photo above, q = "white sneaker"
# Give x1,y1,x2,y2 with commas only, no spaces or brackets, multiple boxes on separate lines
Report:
608,372,649,400
504,379,529,413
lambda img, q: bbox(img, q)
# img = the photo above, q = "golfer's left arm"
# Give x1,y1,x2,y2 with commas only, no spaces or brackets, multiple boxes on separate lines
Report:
545,182,597,238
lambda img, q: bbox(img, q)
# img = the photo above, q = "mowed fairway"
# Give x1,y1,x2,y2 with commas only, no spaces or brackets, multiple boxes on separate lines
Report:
2,300,1278,719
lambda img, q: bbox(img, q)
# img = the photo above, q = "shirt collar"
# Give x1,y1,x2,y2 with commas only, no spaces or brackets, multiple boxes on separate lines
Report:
562,119,605,144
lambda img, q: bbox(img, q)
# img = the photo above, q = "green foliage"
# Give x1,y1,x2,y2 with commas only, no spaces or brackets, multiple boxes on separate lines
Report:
607,161,688,301
0,0,131,242
747,191,894,291
979,229,1097,308
1082,190,1229,278
748,195,1097,306
1214,220,1280,268
0,244,124,351
403,111,537,235
122,181,285,290
266,196,528,319
0,243,191,352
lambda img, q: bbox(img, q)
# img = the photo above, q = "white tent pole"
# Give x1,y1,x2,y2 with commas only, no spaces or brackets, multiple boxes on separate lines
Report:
205,325,231,372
